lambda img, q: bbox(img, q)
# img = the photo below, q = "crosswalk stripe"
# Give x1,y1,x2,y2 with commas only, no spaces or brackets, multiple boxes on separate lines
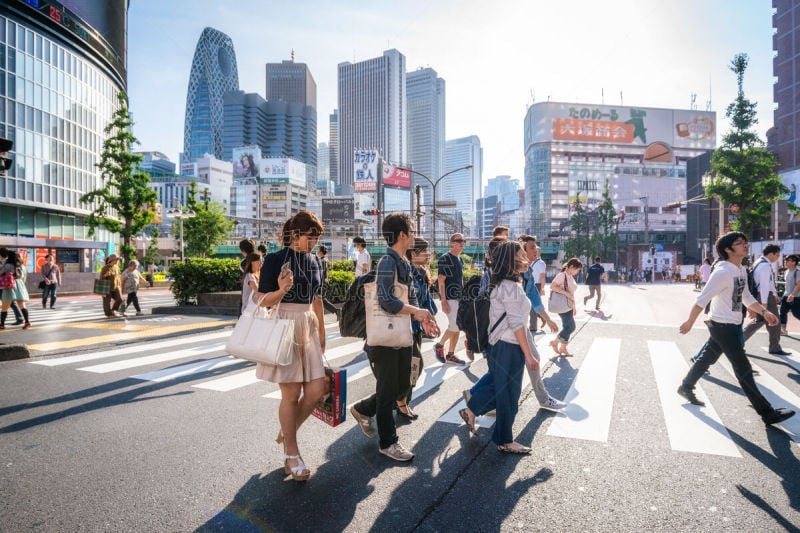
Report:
648,340,740,457
78,343,226,373
263,358,373,399
546,337,620,442
193,369,261,391
131,355,242,382
758,347,800,372
30,331,231,366
717,358,800,441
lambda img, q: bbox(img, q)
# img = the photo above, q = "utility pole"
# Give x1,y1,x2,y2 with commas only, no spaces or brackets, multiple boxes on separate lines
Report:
415,185,424,235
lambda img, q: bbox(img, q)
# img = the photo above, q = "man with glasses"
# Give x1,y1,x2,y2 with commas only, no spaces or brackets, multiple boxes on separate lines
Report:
435,233,467,364
677,232,795,426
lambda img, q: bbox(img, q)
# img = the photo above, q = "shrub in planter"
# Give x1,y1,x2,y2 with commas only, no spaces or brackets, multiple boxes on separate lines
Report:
170,258,241,305
330,259,355,272
327,270,355,303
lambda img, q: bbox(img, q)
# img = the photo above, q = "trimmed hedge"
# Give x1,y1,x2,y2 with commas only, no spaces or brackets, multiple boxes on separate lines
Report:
330,259,355,272
327,270,355,303
169,258,241,305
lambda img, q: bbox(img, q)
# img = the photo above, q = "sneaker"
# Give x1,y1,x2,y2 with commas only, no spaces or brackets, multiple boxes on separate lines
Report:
350,405,376,438
379,442,414,461
676,385,705,406
780,328,789,336
540,397,567,412
762,408,796,426
118,304,126,314
434,343,446,363
136,312,144,316
445,352,466,365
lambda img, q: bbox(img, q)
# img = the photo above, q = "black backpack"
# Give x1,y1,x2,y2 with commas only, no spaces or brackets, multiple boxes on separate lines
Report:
338,270,375,339
747,257,768,301
456,275,506,353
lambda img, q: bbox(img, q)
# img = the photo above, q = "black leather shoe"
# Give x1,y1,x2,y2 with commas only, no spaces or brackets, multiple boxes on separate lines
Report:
12,319,23,325
762,408,795,425
677,386,705,406
396,402,418,420
769,349,791,356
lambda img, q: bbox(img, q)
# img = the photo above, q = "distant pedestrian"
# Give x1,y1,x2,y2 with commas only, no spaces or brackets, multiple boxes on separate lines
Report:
241,252,261,310
779,254,800,335
257,243,268,256
583,256,608,310
100,254,124,318
238,239,256,274
677,232,795,426
0,248,31,330
549,258,582,356
353,237,370,278
255,211,326,481
435,233,467,364
698,258,712,289
121,260,146,316
316,245,340,319
40,253,61,309
743,244,789,355
459,240,539,454
492,225,510,239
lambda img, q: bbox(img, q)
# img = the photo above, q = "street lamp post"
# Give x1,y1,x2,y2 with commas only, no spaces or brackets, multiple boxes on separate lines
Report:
167,204,196,262
408,164,473,254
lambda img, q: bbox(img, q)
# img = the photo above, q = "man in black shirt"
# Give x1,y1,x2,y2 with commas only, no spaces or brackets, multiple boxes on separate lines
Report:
435,233,466,364
583,256,608,310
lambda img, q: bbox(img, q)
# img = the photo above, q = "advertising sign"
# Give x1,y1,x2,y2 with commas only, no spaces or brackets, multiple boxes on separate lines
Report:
354,149,379,192
232,146,261,179
322,198,355,222
260,158,306,187
382,163,411,188
35,249,56,272
180,163,197,177
527,102,716,150
384,187,411,213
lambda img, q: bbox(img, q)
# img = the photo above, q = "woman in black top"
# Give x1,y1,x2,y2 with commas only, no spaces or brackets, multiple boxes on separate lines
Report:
255,211,326,482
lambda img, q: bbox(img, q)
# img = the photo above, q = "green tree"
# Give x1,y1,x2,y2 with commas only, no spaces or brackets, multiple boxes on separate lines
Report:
705,53,784,238
179,181,235,258
563,197,591,260
80,93,157,262
143,226,161,267
593,179,618,261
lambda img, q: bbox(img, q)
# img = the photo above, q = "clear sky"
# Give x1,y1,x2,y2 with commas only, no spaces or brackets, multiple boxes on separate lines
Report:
127,0,774,188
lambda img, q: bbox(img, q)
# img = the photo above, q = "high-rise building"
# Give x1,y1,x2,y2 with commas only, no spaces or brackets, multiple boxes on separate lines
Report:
407,67,445,231
0,0,129,271
221,90,317,186
329,110,339,184
265,58,317,110
337,49,406,187
317,142,330,181
183,27,239,163
135,152,176,176
769,1,800,208
442,136,483,236
524,101,716,268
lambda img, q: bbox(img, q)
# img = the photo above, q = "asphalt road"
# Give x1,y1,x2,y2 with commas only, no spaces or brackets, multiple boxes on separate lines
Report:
0,283,798,532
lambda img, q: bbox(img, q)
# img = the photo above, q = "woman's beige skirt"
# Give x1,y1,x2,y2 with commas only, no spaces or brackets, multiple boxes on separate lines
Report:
255,303,325,384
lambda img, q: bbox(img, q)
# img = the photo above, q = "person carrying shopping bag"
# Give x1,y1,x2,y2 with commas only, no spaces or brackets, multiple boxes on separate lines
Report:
121,260,146,316
40,254,61,309
548,258,582,357
100,255,124,318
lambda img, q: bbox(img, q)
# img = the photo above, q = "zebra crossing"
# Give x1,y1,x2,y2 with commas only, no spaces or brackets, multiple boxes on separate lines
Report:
13,293,179,328
29,320,800,456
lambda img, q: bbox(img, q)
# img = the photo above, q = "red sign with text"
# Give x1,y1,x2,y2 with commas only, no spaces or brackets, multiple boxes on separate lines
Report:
382,163,411,188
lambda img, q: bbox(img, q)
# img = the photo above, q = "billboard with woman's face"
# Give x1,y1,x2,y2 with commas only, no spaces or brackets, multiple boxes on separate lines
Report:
232,146,261,179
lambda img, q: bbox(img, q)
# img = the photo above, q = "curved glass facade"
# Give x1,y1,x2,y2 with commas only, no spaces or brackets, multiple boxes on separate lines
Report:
0,5,126,269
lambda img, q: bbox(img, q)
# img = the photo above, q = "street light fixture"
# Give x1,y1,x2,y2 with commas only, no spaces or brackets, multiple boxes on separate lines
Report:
408,164,473,255
166,204,196,261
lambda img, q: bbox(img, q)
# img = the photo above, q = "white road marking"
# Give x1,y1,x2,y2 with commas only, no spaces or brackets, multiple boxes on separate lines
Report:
546,337,620,442
194,369,261,391
78,343,226,373
132,355,241,382
649,340,740,457
758,346,800,372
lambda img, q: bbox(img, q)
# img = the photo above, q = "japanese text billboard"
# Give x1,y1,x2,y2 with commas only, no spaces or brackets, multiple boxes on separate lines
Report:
382,163,411,188
354,149,379,192
322,198,355,222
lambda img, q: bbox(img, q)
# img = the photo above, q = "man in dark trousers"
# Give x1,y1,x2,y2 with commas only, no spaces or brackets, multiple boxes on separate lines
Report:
315,245,340,319
743,243,790,355
584,256,608,310
677,232,795,426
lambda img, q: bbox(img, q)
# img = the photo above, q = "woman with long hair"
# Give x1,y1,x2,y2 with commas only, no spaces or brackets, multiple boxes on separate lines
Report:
459,240,539,454
255,211,326,482
0,248,31,330
549,257,582,356
240,252,261,310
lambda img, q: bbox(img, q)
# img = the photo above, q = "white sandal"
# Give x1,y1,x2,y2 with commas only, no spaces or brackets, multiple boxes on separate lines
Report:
284,454,310,481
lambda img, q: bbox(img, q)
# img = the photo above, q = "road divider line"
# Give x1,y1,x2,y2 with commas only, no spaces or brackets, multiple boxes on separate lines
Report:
546,337,620,442
648,340,740,457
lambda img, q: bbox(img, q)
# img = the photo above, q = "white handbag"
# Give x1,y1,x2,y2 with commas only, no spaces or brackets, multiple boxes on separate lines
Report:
364,266,413,348
226,294,295,365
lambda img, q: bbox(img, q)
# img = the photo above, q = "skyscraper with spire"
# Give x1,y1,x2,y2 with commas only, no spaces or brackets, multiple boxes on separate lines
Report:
183,27,239,163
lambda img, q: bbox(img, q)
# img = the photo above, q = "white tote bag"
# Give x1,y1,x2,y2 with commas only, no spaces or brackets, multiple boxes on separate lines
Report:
364,268,413,348
226,295,295,366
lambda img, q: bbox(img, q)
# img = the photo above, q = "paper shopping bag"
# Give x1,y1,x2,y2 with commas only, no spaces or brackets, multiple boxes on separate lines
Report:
311,367,347,427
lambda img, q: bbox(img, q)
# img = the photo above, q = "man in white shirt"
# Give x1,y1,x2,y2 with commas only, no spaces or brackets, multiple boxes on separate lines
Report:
677,232,795,426
353,237,370,278
742,243,789,355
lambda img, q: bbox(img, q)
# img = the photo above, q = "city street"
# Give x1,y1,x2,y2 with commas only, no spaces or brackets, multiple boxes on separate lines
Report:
1,283,798,532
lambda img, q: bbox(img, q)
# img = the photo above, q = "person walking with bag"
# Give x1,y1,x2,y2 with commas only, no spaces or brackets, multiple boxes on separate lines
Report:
548,258,582,356
121,260,146,316
255,211,326,482
100,255,124,319
779,254,800,335
241,252,261,310
40,254,61,309
458,241,540,454
350,213,436,461
397,237,440,420
0,248,31,330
